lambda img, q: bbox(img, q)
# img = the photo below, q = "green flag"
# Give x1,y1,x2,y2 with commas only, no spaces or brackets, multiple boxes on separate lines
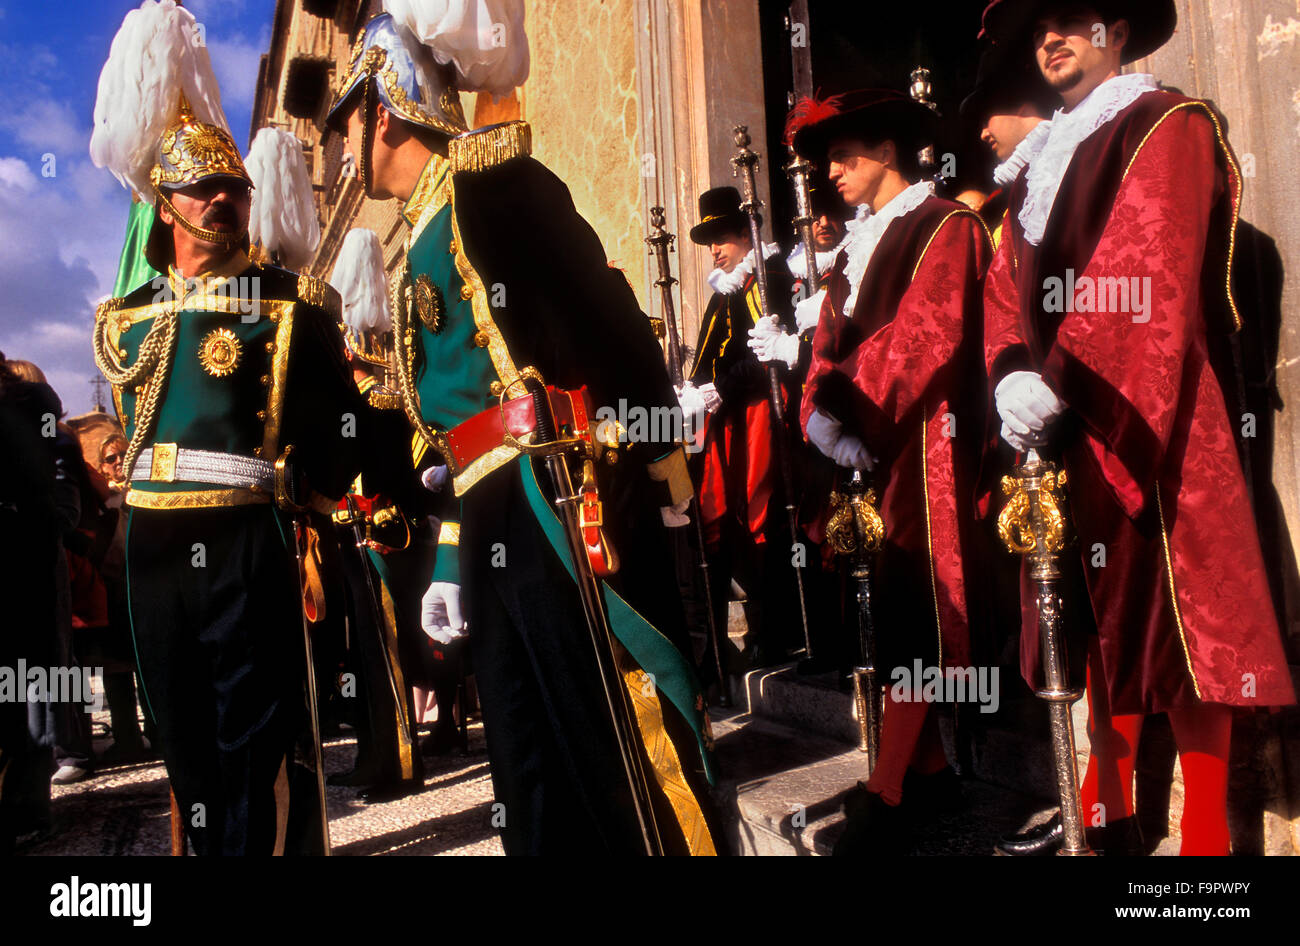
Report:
112,198,162,297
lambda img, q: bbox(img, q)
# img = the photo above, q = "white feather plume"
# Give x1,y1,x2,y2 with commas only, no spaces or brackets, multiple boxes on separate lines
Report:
90,0,231,198
330,229,392,334
384,0,530,97
245,128,321,271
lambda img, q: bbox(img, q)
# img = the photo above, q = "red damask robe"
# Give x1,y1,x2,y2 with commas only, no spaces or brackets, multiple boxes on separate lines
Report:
983,90,1295,712
803,196,992,671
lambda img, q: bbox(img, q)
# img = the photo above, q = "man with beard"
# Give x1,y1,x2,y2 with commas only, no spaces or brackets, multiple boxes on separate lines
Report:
979,0,1294,854
960,40,1058,247
91,3,360,853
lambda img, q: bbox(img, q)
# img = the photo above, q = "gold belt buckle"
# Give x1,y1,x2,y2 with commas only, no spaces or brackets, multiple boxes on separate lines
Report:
150,443,178,482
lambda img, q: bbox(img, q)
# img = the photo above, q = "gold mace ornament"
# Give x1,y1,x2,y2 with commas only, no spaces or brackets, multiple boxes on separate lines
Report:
997,449,1093,856
198,328,243,377
827,470,885,769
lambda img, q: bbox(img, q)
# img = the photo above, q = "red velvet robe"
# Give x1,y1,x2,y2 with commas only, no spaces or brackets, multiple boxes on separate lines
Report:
983,91,1295,712
803,196,992,670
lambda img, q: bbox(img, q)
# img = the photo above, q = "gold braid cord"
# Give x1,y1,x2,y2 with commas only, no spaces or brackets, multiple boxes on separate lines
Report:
390,257,448,462
94,299,181,479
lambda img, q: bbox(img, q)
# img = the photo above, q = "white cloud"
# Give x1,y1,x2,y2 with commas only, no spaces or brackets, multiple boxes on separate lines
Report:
0,156,36,190
0,99,87,158
187,0,250,22
208,31,269,115
0,153,131,417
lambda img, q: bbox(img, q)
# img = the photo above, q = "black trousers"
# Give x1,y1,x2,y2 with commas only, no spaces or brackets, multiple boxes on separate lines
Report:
462,463,706,855
126,505,320,855
336,526,421,786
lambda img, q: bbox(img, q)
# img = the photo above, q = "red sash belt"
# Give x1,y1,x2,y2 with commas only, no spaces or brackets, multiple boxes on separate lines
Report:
445,385,617,577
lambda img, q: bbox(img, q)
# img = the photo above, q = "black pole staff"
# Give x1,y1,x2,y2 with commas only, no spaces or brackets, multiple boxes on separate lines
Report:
731,124,814,659
646,207,730,707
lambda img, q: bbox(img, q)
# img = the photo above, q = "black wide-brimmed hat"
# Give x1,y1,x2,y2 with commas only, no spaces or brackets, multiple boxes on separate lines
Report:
979,0,1176,65
788,89,939,164
809,179,853,221
960,40,1061,125
689,186,753,245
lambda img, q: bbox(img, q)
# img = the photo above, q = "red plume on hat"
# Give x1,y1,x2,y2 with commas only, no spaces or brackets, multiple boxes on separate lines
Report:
784,92,845,147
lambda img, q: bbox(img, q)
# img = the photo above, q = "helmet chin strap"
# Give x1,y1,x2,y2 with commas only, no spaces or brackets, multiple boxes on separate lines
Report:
156,189,245,247
359,79,377,197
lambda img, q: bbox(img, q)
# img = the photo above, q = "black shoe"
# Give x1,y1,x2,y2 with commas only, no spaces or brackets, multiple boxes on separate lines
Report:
995,812,1144,856
356,779,423,803
97,741,155,768
996,812,1063,856
832,783,912,856
902,766,964,815
1091,815,1144,855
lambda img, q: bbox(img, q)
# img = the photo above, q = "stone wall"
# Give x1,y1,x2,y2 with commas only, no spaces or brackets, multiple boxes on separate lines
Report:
521,0,650,308
1137,1,1300,653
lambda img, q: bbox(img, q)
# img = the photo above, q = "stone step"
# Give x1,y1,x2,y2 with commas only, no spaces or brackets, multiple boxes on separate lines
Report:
729,661,1197,848
708,708,1180,855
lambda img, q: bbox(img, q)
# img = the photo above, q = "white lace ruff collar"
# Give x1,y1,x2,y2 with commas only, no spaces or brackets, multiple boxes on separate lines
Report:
993,119,1054,189
785,209,862,281
1019,73,1159,246
707,242,781,295
841,182,934,316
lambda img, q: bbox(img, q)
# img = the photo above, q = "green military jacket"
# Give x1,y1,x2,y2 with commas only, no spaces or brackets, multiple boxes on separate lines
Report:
95,258,359,513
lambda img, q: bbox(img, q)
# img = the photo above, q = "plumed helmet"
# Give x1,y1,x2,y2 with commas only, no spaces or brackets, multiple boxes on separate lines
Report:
150,92,252,193
326,14,468,138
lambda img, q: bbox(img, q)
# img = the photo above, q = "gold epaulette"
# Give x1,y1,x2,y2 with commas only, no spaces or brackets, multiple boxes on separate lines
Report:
367,385,403,411
297,273,342,321
96,296,125,322
449,120,532,174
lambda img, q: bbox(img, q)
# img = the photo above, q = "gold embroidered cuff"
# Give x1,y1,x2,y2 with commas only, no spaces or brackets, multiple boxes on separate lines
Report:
449,121,532,173
648,447,693,506
438,521,461,546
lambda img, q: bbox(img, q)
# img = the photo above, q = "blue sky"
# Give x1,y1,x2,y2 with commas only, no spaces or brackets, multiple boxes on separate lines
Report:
0,0,276,416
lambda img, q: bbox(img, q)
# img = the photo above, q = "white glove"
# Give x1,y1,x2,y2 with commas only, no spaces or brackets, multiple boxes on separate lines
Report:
999,421,1038,454
747,315,801,369
676,382,706,417
831,434,875,471
995,370,1065,450
794,288,827,335
421,464,450,494
805,409,842,458
421,581,467,644
660,497,691,528
675,382,707,439
698,382,722,414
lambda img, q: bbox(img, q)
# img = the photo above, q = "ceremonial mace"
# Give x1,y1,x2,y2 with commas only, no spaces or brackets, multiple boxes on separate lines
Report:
784,0,821,298
646,207,730,708
731,125,815,659
825,471,886,772
997,449,1093,855
909,67,939,174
